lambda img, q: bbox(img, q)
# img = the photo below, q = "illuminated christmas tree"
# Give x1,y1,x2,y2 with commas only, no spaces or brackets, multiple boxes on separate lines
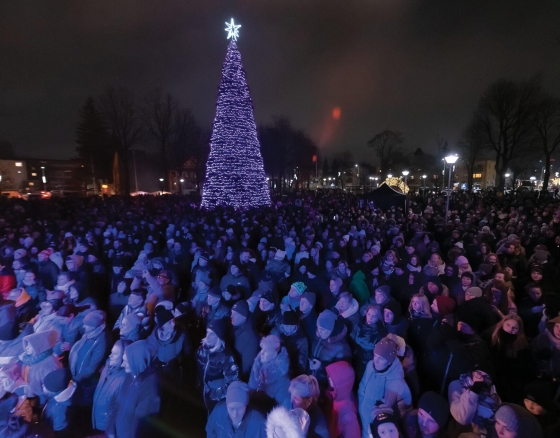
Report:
201,19,271,209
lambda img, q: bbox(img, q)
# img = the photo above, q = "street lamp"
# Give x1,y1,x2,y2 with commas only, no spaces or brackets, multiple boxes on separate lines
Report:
159,178,164,195
504,173,511,192
387,173,392,178
444,155,459,224
179,178,184,195
40,166,47,191
422,175,427,198
402,170,409,213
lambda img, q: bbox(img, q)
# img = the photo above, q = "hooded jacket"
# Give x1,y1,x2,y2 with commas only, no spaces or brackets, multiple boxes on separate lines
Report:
310,322,352,386
497,403,544,438
336,298,360,332
325,361,361,438
350,319,387,381
69,323,108,384
19,330,62,398
92,361,127,431
43,381,77,432
358,358,412,438
384,301,409,342
106,340,160,438
349,270,370,306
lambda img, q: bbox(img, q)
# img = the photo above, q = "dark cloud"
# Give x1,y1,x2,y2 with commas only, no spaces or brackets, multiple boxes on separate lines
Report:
1,1,559,161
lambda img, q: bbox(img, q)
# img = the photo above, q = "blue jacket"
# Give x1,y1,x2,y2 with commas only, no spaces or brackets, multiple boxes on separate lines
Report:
69,327,109,383
43,381,77,432
206,401,266,438
92,363,127,431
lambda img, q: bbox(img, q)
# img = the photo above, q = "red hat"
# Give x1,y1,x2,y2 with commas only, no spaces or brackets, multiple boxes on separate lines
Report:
435,296,456,316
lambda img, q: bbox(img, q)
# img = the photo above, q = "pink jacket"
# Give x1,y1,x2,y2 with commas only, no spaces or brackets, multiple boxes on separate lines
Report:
325,361,361,438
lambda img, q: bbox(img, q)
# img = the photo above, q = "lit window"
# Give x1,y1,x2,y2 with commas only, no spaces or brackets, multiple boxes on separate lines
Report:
473,173,482,178
31,173,37,177
15,162,22,167
29,182,34,186
17,171,21,174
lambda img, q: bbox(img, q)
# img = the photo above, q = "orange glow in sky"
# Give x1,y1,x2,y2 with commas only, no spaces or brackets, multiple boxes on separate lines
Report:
332,107,341,120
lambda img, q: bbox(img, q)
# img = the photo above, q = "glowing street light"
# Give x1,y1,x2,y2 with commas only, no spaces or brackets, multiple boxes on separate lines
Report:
387,174,392,178
444,155,459,224
402,171,409,212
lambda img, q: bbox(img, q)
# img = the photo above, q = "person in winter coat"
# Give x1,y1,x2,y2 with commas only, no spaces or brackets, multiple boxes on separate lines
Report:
523,380,560,438
402,390,449,438
42,367,77,437
494,403,544,438
276,310,309,376
0,299,16,342
486,314,536,403
0,392,31,437
37,250,59,290
254,289,283,337
358,337,412,438
299,292,318,348
288,374,329,438
18,329,62,399
0,362,32,421
203,287,231,327
309,310,351,387
325,361,360,438
106,340,160,438
119,312,143,342
349,269,371,306
450,271,475,305
407,293,435,360
447,362,501,437
281,281,307,313
518,284,546,338
266,405,310,438
532,315,560,380
32,291,64,340
220,263,251,299
7,287,36,323
350,305,386,382
68,310,108,404
231,300,259,381
249,335,291,409
383,301,409,341
196,320,240,411
206,380,266,438
456,287,496,334
147,307,191,380
113,289,147,330
91,339,130,432
335,292,360,333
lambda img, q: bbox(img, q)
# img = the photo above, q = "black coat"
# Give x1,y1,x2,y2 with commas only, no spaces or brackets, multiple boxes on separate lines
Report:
233,321,259,380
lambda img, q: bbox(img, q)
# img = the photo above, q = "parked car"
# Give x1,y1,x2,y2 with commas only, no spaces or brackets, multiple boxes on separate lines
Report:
0,190,24,199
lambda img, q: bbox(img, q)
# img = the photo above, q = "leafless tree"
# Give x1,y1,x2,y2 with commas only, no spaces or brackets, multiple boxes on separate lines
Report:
530,93,560,192
366,130,404,173
460,114,486,191
99,86,142,195
476,75,541,187
142,88,178,189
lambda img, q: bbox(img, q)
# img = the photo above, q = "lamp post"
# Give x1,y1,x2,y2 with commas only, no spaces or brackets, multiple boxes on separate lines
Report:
41,166,47,191
159,178,164,195
402,170,409,213
179,178,184,195
422,175,427,198
444,155,459,225
355,164,360,191
504,173,510,192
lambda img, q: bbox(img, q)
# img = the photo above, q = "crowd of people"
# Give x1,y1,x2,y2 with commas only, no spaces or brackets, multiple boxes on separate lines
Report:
0,189,559,438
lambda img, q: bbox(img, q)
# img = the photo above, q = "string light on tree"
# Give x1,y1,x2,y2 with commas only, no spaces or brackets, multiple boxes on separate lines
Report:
201,19,271,209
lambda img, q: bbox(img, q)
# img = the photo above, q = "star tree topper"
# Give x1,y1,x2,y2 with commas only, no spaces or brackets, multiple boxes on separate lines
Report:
225,18,241,41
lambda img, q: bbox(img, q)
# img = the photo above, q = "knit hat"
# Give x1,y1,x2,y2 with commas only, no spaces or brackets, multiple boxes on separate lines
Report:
534,250,548,263
465,287,483,298
155,308,174,328
495,405,519,433
418,391,449,429
435,296,456,316
385,334,406,356
275,250,286,260
232,300,250,319
207,319,225,340
44,368,72,393
39,250,51,259
524,380,560,413
282,310,298,326
472,360,496,382
370,411,399,438
260,335,281,352
424,266,439,278
371,244,381,253
530,264,543,274
226,381,249,405
374,337,398,364
317,310,337,331
291,282,307,295
301,292,316,307
455,256,469,266
83,310,106,329
208,286,222,298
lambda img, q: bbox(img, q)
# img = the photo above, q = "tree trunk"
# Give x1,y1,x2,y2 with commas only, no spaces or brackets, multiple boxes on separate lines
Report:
542,154,551,193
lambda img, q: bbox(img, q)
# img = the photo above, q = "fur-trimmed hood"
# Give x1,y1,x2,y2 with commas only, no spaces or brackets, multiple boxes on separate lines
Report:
266,406,306,438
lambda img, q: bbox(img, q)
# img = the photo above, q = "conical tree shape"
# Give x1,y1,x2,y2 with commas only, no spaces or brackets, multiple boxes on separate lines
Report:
201,40,271,209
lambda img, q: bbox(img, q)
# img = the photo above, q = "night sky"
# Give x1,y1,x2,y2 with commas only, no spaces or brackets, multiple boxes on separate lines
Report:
2,1,560,161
